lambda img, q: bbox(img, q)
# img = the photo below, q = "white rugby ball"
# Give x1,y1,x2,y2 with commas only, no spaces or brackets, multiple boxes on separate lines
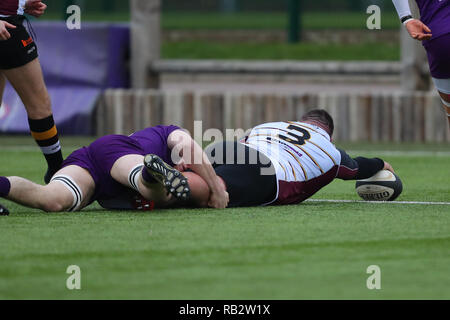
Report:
355,170,403,201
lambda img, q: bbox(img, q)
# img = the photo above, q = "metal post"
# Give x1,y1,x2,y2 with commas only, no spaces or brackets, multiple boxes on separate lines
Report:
130,0,161,89
62,0,74,20
288,0,302,43
349,0,361,11
102,0,114,12
221,0,237,13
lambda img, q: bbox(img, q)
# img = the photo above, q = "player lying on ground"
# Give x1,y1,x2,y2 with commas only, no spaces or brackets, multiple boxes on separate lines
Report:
0,125,229,213
181,110,396,207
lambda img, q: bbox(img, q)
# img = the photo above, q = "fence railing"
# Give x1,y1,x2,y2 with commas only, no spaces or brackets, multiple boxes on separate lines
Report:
98,90,450,142
151,60,401,75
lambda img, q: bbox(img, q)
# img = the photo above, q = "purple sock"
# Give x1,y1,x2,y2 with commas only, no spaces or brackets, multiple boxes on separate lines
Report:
0,177,11,197
141,167,157,184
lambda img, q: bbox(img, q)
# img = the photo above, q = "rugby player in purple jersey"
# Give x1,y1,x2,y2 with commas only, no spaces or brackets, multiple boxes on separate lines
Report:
393,0,450,126
0,125,229,213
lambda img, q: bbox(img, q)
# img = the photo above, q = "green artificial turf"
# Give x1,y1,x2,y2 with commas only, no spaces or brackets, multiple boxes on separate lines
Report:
0,137,449,299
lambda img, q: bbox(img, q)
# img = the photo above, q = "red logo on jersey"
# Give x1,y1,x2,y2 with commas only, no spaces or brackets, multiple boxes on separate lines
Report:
21,37,33,47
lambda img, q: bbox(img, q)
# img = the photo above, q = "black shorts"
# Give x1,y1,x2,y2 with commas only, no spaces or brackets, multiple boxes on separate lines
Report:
0,15,38,70
206,141,277,208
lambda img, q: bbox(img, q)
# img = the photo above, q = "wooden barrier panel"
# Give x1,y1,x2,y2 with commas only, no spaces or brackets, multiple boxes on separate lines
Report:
97,90,450,142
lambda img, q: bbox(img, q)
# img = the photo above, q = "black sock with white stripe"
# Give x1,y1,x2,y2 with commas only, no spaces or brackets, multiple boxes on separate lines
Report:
128,165,145,192
28,115,63,184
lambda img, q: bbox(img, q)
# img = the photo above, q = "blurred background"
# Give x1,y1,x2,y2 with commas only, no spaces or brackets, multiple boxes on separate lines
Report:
0,0,448,142
36,0,400,61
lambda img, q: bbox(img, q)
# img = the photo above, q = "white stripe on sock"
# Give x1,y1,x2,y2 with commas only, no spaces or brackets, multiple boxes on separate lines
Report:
128,164,144,193
40,141,61,155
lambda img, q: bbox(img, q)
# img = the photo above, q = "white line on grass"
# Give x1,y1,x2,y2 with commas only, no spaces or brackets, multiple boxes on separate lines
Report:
1,147,449,157
0,146,79,152
307,199,450,205
1,147,449,156
347,150,450,157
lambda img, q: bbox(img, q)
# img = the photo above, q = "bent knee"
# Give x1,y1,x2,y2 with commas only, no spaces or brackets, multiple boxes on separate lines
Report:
37,183,78,212
39,196,72,212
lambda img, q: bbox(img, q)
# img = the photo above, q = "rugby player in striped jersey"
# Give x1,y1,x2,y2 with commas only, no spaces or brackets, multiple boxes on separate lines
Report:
192,110,395,207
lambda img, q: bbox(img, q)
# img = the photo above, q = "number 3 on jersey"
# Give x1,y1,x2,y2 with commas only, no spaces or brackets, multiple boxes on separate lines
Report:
278,125,311,146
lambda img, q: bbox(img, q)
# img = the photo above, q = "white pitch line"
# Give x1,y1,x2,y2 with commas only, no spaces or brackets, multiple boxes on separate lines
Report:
307,199,450,205
346,150,450,157
1,147,449,156
0,146,79,152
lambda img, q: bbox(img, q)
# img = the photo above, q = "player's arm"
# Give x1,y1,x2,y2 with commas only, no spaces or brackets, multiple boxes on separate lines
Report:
25,0,47,18
336,149,394,181
167,130,229,209
392,0,432,41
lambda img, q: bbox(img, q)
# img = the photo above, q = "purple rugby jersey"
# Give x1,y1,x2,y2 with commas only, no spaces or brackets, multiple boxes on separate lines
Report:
61,125,181,204
416,0,450,41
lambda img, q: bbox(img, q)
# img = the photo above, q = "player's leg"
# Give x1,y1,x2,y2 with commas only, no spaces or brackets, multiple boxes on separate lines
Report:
110,155,176,208
437,90,450,127
0,165,95,212
0,72,5,104
143,154,190,200
426,33,450,128
0,72,8,217
2,58,63,183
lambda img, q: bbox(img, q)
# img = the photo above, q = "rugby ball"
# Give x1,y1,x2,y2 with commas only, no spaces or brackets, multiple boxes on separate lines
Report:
355,170,403,201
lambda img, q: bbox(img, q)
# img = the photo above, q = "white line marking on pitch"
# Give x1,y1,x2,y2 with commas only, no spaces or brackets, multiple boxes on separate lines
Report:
307,199,450,205
0,146,79,152
347,150,450,157
0,147,449,157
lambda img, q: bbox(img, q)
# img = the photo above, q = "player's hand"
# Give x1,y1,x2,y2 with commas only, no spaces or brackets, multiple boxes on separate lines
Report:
207,177,229,208
174,159,188,172
405,19,432,41
0,21,16,41
383,161,395,174
208,190,229,209
25,0,47,18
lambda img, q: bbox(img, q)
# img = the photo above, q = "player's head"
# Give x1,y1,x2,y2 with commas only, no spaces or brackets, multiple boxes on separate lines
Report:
301,109,334,137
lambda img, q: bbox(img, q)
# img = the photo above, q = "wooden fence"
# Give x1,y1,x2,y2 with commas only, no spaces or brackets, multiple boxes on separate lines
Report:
98,90,450,142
